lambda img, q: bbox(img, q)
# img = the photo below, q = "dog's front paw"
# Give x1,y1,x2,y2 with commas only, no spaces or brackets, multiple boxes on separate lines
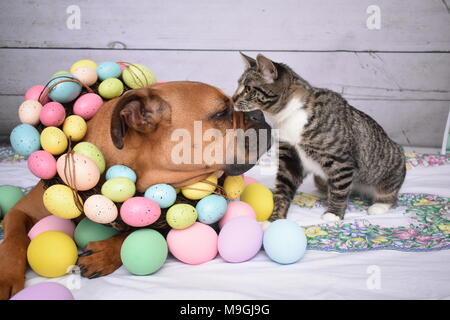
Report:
322,212,342,222
77,235,125,279
0,275,24,300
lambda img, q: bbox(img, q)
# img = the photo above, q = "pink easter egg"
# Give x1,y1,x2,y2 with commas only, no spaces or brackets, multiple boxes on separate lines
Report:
117,62,127,71
28,215,76,240
40,102,66,127
218,200,256,229
167,222,218,265
73,93,103,120
218,216,263,263
25,85,50,104
120,197,161,227
242,174,258,186
27,150,57,179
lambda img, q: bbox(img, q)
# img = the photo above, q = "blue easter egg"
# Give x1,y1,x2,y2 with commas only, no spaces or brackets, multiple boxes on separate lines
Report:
47,73,82,103
263,219,307,264
97,62,122,81
144,184,176,209
105,165,137,183
195,194,228,224
10,124,41,156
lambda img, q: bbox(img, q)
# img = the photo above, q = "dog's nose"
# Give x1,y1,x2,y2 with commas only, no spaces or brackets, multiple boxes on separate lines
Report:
244,110,265,123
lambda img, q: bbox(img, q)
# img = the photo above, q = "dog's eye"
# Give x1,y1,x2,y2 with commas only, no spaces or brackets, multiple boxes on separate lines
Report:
212,108,231,119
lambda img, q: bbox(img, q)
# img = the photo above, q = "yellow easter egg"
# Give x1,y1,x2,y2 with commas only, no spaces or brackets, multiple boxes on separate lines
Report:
239,183,274,221
40,127,68,155
70,59,97,74
181,174,218,200
223,175,245,200
53,70,69,75
101,177,136,202
62,115,87,142
43,184,83,219
27,231,78,278
166,204,198,229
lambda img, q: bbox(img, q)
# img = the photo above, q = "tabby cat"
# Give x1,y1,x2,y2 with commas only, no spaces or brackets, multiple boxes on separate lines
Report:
232,53,406,221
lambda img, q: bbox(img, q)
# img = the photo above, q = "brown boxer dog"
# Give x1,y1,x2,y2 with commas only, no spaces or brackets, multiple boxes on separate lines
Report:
0,81,271,299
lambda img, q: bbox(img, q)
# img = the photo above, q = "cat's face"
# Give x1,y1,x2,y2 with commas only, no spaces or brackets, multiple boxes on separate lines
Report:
232,53,283,113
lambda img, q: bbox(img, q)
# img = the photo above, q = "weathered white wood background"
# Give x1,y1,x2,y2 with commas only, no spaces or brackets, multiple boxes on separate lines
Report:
1,0,449,147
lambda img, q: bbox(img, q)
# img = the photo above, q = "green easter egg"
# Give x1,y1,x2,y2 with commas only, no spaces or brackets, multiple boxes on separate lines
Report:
120,229,168,275
0,185,24,217
98,78,124,99
122,64,156,89
166,204,198,229
74,218,121,249
73,141,106,174
101,177,136,202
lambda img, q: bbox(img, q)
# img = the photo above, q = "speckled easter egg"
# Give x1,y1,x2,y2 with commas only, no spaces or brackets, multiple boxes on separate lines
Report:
144,184,177,209
218,216,263,263
181,174,218,200
10,124,41,156
166,204,198,229
27,150,57,179
223,175,245,200
73,93,103,120
18,100,42,125
73,142,105,174
98,78,124,99
47,73,82,103
25,85,50,104
120,197,161,227
40,127,68,155
101,177,136,202
72,66,98,86
62,115,87,142
43,184,83,219
56,153,100,191
122,64,156,89
39,102,66,127
83,194,118,224
167,222,218,265
96,61,122,81
28,214,76,240
218,200,257,229
70,59,97,74
195,194,228,224
105,165,136,182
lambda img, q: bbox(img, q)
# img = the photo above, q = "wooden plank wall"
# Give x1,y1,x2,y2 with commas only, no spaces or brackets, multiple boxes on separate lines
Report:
1,0,449,147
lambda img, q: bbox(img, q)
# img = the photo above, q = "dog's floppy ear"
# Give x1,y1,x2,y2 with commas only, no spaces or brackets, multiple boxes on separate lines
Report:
256,54,278,82
240,52,257,69
110,88,170,149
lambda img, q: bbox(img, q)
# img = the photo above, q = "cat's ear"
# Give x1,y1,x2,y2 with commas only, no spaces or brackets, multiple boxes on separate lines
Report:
256,54,278,82
240,52,257,69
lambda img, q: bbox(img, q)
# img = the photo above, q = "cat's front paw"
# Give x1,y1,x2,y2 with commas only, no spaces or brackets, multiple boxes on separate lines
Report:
259,220,272,231
322,212,342,222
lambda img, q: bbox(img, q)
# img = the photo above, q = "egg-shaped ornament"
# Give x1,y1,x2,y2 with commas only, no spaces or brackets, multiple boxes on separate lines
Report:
39,102,66,127
43,184,83,219
240,183,274,221
166,204,198,229
27,150,57,179
74,218,120,249
0,186,24,218
72,66,98,87
195,194,227,224
10,282,74,300
28,214,76,240
83,194,118,224
120,197,161,227
73,93,103,120
70,59,97,74
10,124,41,156
18,100,42,126
97,61,122,81
144,184,177,209
122,63,156,89
24,85,50,104
40,127,68,155
56,153,100,191
218,200,256,229
73,141,106,174
263,219,307,264
223,175,245,200
62,115,87,142
98,78,123,99
181,174,218,200
105,165,136,182
47,73,82,103
101,177,136,202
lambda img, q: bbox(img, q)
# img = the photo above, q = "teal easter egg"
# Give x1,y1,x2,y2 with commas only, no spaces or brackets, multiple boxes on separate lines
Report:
74,218,121,249
10,124,41,156
105,165,137,183
96,62,122,81
144,184,177,209
0,185,24,217
195,194,228,224
47,73,82,103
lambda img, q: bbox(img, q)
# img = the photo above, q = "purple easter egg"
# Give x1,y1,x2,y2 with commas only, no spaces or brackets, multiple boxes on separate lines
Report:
218,216,263,263
10,282,74,300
